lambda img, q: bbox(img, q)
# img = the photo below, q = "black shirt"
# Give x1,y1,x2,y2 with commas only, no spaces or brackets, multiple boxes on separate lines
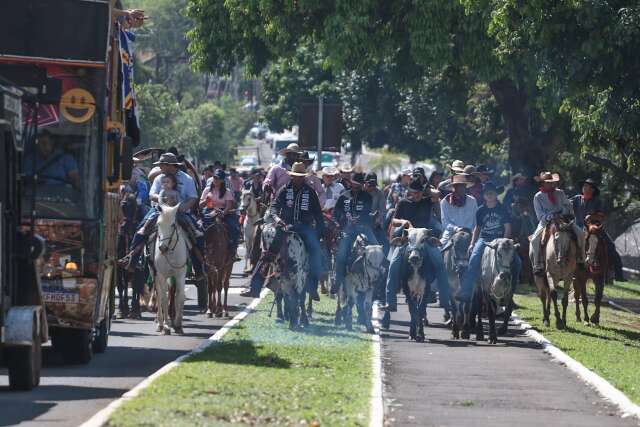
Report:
394,197,433,229
272,182,325,234
476,203,511,241
333,190,373,228
570,195,603,228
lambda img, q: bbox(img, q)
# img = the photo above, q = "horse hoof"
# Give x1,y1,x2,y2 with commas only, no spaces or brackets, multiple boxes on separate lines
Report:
276,318,284,324
381,312,390,330
556,320,565,330
543,320,550,328
415,335,425,343
488,337,498,344
215,312,223,318
155,324,163,333
584,321,591,327
174,327,184,335
366,326,375,334
423,318,429,327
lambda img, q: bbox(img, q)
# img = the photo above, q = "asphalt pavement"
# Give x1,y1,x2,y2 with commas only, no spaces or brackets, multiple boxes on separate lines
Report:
0,261,252,427
380,302,638,427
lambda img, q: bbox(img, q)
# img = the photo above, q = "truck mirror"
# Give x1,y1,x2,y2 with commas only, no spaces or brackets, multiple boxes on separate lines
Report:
121,136,133,180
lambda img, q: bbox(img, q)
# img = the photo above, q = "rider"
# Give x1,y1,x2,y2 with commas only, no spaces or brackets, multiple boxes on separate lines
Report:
456,182,522,302
331,172,379,294
530,171,585,275
440,174,478,248
200,168,240,251
300,152,327,208
437,160,466,197
364,172,389,255
263,143,301,201
241,162,325,299
386,169,412,210
118,153,205,279
382,178,452,313
570,178,625,281
321,166,345,211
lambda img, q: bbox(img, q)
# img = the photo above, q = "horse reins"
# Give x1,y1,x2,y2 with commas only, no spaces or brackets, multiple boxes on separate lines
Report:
159,223,188,270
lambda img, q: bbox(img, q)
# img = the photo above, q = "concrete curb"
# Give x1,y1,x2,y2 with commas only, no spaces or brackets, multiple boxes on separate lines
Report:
512,313,640,421
370,305,384,427
79,289,269,427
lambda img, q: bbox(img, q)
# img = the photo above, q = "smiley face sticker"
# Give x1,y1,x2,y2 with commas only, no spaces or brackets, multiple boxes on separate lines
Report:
60,88,96,124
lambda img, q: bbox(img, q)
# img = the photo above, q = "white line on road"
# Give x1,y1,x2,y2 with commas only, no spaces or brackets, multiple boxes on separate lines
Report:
370,305,384,427
512,314,640,420
79,289,269,427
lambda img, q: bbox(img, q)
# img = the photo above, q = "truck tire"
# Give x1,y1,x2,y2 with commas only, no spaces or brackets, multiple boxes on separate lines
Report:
92,308,110,354
53,328,93,365
7,320,42,390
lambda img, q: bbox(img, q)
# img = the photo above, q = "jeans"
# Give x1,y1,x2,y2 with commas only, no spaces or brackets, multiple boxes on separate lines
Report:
373,226,390,256
291,223,324,293
203,209,240,249
385,242,451,311
335,225,379,288
459,238,522,298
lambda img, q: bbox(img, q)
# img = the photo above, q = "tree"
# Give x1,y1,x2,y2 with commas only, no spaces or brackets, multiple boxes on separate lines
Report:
136,83,179,148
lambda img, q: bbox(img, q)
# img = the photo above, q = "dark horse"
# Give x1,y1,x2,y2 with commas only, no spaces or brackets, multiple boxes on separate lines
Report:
573,215,610,325
510,196,536,289
116,193,146,319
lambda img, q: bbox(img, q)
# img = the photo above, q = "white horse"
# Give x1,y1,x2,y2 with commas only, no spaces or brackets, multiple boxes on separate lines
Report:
153,203,189,335
240,188,260,273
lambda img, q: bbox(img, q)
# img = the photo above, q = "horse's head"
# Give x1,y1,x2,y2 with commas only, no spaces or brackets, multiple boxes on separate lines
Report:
485,238,517,299
406,228,432,269
451,228,472,273
550,220,576,266
240,189,257,216
157,203,180,254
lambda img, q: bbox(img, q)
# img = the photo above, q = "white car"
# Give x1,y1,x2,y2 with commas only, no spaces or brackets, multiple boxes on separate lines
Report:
240,156,258,167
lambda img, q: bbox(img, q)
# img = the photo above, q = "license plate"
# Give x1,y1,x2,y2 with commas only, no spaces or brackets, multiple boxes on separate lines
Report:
43,290,80,304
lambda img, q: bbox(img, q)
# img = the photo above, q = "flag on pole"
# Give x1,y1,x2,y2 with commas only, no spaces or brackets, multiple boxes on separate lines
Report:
118,25,137,113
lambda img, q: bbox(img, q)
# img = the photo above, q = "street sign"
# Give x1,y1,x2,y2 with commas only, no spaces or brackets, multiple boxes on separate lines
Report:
298,100,342,152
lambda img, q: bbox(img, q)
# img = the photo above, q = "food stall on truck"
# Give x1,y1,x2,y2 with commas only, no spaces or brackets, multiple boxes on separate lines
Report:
0,0,141,364
0,83,48,390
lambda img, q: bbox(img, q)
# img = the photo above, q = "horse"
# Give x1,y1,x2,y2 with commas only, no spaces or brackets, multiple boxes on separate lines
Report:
511,197,536,289
530,217,579,329
153,203,189,335
115,193,138,319
442,228,472,339
240,188,261,274
335,235,385,333
203,214,234,318
573,218,610,325
262,222,310,330
477,238,518,344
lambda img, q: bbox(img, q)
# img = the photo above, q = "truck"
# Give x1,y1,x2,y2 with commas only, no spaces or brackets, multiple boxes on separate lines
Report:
0,0,137,364
0,83,47,390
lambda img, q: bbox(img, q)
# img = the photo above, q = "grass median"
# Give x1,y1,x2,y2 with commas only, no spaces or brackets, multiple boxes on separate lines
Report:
108,293,374,427
514,280,640,404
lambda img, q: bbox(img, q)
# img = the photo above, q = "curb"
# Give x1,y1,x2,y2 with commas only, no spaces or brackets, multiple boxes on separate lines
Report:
79,289,269,427
370,305,384,427
512,313,640,420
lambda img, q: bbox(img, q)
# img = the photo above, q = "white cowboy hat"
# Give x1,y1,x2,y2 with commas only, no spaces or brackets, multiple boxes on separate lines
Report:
322,166,339,176
279,143,302,155
339,163,353,173
287,162,309,177
534,171,560,183
448,160,466,173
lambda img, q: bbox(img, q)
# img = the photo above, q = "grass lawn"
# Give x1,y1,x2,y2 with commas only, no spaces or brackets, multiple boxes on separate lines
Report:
108,294,374,427
514,280,640,404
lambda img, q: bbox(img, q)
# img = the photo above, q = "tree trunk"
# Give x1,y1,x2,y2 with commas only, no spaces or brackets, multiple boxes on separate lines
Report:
489,78,549,177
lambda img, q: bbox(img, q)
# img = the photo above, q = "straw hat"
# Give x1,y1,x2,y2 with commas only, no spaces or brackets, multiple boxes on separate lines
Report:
339,163,353,173
446,174,474,189
287,162,309,177
322,166,339,176
279,143,302,155
534,171,560,183
448,160,466,173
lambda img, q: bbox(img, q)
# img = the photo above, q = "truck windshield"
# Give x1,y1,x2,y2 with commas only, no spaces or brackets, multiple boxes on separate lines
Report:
20,68,103,220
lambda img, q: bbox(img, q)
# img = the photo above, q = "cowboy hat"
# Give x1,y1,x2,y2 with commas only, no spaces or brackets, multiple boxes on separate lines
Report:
463,165,478,175
579,178,600,196
401,168,413,176
322,166,339,176
279,143,302,155
511,172,527,183
352,172,366,185
299,151,316,164
476,164,495,175
153,153,181,166
446,174,475,189
448,160,466,173
339,163,353,173
287,162,309,177
365,172,378,185
534,171,560,183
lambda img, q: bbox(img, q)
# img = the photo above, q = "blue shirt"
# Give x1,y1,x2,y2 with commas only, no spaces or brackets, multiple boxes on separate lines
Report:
150,170,197,203
23,149,78,185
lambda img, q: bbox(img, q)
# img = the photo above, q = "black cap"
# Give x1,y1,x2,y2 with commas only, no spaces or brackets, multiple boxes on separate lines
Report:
213,168,226,180
579,178,600,196
352,172,366,184
365,172,378,184
408,178,424,193
412,167,426,177
476,164,495,175
482,181,504,195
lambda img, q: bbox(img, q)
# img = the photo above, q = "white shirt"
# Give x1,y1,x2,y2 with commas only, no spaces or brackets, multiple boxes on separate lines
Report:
323,181,345,210
440,195,478,245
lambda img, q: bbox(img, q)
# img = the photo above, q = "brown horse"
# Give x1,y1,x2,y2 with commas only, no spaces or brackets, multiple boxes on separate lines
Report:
531,218,579,329
204,220,234,318
573,219,610,325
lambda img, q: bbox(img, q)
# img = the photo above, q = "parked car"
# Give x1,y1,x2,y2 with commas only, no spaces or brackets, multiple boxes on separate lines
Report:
249,122,268,139
240,156,258,167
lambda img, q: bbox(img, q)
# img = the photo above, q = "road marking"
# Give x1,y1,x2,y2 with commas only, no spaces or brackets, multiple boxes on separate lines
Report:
79,289,269,427
370,305,384,427
512,313,640,420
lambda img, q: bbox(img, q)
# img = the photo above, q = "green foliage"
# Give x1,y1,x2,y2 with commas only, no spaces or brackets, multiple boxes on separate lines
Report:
136,83,179,148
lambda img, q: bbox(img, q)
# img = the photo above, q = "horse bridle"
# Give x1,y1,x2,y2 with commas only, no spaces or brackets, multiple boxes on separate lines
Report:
158,223,188,269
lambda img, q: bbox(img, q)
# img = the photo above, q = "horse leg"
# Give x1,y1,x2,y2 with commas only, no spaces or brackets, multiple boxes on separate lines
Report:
475,293,484,341
364,290,375,334
206,269,215,318
487,298,498,344
550,284,564,330
573,273,582,323
300,292,309,327
581,276,590,325
215,286,223,317
590,275,604,325
173,274,186,334
498,292,513,335
561,280,570,327
157,276,170,335
286,293,298,330
223,268,230,317
407,297,417,340
334,294,343,326
416,297,426,342
343,296,354,331
275,289,284,322
356,292,366,326
306,294,313,319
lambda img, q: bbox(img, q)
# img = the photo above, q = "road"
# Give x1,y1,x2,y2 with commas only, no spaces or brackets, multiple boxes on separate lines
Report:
380,302,637,427
0,262,252,427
